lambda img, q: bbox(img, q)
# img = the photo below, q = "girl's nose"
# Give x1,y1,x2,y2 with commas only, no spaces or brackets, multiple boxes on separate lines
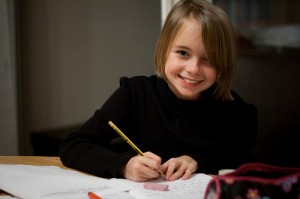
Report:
186,58,201,74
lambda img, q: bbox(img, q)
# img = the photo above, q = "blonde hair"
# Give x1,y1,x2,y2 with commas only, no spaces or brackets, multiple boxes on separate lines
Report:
154,0,236,101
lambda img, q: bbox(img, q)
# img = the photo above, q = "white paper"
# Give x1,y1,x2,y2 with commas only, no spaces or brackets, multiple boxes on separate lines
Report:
0,164,212,199
0,164,130,199
91,191,137,199
0,196,19,199
108,173,213,199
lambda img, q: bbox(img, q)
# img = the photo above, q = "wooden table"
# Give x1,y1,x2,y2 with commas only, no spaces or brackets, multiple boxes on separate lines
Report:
0,156,66,196
0,156,65,167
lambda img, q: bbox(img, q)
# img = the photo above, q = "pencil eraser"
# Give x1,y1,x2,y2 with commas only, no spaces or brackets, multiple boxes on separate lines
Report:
143,183,169,191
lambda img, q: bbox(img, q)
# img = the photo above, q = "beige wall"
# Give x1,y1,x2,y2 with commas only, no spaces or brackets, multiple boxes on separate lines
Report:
19,0,161,154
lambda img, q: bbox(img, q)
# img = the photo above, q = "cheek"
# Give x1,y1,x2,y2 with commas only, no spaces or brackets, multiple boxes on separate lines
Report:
165,53,182,70
164,55,175,74
206,67,218,81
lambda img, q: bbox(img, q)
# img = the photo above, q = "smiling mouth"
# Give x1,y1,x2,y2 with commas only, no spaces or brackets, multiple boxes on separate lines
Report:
179,75,201,84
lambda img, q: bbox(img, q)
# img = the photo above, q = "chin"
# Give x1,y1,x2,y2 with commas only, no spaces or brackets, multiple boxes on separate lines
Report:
178,92,200,100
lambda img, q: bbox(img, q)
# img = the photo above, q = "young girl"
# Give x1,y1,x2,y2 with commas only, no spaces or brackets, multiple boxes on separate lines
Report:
60,0,257,182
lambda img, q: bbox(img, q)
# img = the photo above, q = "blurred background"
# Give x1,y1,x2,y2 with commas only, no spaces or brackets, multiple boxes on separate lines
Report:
214,0,300,56
1,0,299,156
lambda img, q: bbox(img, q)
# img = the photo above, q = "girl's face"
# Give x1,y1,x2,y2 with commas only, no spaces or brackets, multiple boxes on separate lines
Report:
164,18,217,100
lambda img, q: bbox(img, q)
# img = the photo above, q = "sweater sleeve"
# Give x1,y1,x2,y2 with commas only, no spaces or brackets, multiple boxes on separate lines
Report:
59,78,136,178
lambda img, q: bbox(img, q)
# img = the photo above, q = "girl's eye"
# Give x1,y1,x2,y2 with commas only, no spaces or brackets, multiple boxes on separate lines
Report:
177,50,189,57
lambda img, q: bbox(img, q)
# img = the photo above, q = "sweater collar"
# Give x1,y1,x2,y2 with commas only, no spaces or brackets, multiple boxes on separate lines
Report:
156,77,217,115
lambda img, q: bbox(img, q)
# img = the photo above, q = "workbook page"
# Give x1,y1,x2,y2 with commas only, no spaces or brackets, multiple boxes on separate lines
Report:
0,164,130,199
109,173,212,199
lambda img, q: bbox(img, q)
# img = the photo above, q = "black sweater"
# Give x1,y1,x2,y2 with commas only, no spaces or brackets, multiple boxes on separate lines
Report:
60,76,257,177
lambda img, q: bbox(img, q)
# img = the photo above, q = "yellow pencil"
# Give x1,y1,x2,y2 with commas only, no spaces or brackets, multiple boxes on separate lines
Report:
108,121,144,155
108,120,165,178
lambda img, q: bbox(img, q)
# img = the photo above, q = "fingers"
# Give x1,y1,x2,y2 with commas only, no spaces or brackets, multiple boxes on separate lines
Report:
162,155,198,181
123,154,197,182
181,167,193,180
163,159,187,181
143,152,163,172
123,152,162,182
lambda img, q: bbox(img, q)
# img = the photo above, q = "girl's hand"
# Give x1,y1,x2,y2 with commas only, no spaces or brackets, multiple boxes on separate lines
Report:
161,155,198,181
123,152,162,182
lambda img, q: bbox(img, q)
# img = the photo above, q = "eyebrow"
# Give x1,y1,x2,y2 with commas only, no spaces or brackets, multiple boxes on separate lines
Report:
173,45,191,51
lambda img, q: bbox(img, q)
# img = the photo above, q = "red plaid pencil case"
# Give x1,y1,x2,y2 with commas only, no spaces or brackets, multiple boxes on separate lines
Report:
204,163,300,199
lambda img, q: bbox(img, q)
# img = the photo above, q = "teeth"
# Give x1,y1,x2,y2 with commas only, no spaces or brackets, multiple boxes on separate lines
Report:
182,77,199,84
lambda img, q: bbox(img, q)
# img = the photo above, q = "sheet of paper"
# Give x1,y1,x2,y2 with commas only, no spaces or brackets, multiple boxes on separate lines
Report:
90,191,137,199
108,173,212,199
0,164,212,199
0,196,19,199
0,164,130,199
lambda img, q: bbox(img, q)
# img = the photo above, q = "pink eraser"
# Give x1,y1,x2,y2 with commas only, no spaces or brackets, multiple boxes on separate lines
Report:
143,183,169,191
